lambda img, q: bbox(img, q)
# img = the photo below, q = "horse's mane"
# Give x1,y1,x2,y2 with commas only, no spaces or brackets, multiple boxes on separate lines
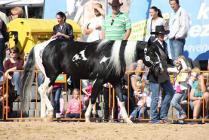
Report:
124,41,138,69
96,40,144,76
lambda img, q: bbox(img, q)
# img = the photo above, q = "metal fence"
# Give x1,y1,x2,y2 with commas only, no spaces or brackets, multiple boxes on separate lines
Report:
0,70,209,123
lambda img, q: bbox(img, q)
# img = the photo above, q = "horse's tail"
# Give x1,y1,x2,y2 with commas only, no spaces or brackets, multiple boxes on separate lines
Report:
20,47,36,111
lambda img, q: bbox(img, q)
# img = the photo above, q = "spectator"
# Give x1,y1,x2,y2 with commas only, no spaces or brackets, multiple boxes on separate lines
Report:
66,88,82,118
168,0,190,60
0,11,8,24
170,55,191,120
129,60,149,120
8,7,24,22
206,59,209,92
189,67,209,119
0,18,8,78
52,83,63,118
82,80,96,115
102,83,113,121
148,25,175,124
51,11,74,40
102,0,131,40
83,2,104,42
208,59,209,71
4,47,23,99
146,6,167,42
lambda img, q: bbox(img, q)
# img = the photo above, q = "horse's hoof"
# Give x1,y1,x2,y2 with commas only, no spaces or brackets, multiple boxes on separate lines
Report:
85,114,91,123
47,110,53,117
124,118,133,124
43,117,53,122
56,113,61,119
85,117,91,123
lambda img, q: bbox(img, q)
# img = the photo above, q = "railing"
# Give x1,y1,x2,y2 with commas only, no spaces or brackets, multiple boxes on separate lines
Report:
1,69,209,123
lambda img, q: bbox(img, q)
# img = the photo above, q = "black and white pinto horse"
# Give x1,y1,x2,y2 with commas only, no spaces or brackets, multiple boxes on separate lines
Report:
20,39,163,123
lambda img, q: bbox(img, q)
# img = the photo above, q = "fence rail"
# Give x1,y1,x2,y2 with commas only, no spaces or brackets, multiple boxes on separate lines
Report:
0,70,209,123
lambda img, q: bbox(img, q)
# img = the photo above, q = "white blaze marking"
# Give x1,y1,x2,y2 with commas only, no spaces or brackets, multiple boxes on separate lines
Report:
72,54,80,62
72,50,88,62
100,56,109,64
80,50,87,61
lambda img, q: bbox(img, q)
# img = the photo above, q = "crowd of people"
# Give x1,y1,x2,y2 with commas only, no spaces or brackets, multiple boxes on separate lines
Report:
0,0,209,124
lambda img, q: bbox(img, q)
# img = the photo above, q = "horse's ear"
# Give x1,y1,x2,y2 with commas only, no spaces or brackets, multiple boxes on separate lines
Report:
147,39,152,46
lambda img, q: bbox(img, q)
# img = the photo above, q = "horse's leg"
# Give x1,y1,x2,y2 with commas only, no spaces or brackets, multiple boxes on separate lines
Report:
38,77,54,118
115,84,133,123
85,79,103,122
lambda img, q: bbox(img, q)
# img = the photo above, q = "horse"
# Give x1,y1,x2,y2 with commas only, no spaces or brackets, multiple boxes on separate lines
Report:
20,39,163,123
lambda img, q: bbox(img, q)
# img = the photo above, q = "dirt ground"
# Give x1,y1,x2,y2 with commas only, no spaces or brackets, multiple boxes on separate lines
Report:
0,122,209,140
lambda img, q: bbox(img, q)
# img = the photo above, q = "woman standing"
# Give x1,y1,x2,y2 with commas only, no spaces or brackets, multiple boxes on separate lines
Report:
83,2,104,42
145,6,167,42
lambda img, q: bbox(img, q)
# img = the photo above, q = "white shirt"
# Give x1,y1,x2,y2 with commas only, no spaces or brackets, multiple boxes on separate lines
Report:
145,17,166,41
169,7,190,39
86,16,104,42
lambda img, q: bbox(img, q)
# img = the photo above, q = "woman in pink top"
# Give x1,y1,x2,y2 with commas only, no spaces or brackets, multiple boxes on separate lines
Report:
66,88,82,118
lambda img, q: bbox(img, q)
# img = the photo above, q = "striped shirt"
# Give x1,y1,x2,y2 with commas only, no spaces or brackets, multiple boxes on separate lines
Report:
103,12,131,40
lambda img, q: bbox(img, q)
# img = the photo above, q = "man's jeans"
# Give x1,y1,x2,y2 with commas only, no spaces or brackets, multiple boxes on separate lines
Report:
169,38,185,60
150,80,174,121
171,91,187,117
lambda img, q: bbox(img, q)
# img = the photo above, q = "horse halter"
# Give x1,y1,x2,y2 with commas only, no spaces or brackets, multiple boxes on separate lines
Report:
144,47,163,71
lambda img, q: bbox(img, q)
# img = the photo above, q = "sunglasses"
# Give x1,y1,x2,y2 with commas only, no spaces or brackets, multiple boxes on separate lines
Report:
10,51,17,54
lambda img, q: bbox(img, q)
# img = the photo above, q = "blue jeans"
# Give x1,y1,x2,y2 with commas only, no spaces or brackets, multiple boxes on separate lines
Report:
52,87,62,113
169,38,185,60
171,91,187,116
11,72,21,96
150,80,174,121
130,106,147,119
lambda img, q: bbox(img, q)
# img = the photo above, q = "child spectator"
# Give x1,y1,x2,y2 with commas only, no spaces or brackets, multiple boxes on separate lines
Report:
66,88,82,118
171,55,191,120
129,60,149,120
190,67,209,119
8,7,24,22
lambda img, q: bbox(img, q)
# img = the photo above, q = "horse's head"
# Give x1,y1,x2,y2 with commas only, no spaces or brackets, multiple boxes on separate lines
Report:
142,43,163,76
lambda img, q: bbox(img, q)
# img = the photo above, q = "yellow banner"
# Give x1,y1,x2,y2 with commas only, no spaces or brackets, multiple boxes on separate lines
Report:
129,20,147,41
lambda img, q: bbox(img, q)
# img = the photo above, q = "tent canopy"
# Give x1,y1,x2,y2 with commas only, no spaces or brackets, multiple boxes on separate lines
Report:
0,0,44,7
